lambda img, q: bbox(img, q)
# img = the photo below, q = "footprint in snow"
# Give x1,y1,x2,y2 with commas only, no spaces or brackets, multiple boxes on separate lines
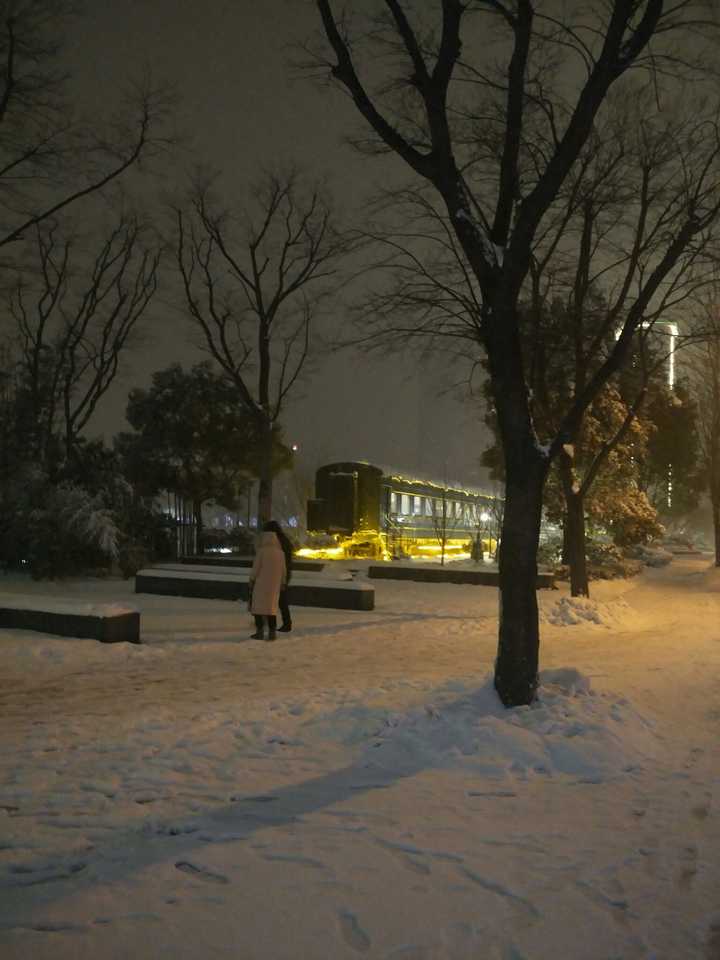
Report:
705,919,720,959
461,868,539,922
676,845,698,889
175,861,229,884
10,862,86,886
574,879,629,924
385,946,427,959
30,921,86,933
262,853,326,869
339,910,371,953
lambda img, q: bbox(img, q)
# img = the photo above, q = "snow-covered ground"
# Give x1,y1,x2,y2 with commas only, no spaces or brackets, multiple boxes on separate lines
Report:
0,557,718,959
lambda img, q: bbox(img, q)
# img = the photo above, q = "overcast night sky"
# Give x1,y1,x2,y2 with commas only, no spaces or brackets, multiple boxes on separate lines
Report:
59,0,489,490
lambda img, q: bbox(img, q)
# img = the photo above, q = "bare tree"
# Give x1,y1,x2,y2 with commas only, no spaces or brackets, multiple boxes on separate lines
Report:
10,215,161,469
0,1,172,254
349,81,720,598
175,169,354,524
427,486,461,565
310,1,720,705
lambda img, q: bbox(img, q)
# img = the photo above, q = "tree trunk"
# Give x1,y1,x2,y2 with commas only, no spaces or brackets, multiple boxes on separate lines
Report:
193,498,203,554
257,471,272,527
256,416,273,527
565,491,589,597
494,458,546,707
558,454,590,597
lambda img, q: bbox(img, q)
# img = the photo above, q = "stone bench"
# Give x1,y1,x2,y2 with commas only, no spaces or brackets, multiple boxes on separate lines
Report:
367,564,555,589
135,568,374,611
0,596,141,643
180,555,325,572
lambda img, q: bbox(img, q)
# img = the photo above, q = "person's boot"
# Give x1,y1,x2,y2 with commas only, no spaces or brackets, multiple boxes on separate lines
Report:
278,622,292,633
250,630,264,639
266,629,276,641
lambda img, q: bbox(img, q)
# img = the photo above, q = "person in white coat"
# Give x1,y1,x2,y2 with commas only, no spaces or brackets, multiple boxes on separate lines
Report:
249,530,286,641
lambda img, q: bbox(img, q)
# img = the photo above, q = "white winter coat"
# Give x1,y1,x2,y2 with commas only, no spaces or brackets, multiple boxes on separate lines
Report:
250,532,287,616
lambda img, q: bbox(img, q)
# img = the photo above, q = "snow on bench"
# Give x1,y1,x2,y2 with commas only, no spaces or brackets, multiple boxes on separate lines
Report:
0,595,141,644
135,567,375,611
367,563,556,589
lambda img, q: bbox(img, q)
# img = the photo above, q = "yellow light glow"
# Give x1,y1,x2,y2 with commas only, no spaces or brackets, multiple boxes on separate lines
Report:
298,533,496,562
296,545,346,560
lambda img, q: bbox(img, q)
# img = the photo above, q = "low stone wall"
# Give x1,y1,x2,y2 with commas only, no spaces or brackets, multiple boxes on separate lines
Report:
367,564,555,589
0,606,141,643
136,569,374,611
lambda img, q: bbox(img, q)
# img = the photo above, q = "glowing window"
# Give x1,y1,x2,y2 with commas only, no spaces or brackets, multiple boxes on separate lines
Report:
401,494,410,515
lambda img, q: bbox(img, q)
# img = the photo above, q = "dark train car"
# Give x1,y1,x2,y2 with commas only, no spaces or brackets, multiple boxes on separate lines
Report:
307,462,384,534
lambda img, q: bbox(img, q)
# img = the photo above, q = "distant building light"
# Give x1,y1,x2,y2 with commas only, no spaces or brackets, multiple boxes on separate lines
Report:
615,320,678,388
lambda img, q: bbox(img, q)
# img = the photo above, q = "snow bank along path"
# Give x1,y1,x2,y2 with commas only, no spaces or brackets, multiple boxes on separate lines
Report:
0,557,718,959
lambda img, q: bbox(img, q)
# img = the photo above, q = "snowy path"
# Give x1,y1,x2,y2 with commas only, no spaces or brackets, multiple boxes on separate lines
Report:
0,559,718,958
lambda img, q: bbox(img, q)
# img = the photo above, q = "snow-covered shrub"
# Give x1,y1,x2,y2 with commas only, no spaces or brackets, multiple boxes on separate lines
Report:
537,537,562,567
28,482,120,579
586,541,623,566
663,532,695,548
626,543,673,567
566,541,643,581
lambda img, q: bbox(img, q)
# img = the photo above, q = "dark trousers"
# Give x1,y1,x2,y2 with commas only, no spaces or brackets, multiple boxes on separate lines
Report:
254,614,276,633
279,588,291,628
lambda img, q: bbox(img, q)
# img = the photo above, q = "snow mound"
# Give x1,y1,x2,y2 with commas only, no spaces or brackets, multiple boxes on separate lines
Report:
343,670,659,783
542,595,631,627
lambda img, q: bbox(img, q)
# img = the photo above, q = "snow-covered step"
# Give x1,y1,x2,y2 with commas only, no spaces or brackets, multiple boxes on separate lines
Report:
0,595,140,643
135,568,375,611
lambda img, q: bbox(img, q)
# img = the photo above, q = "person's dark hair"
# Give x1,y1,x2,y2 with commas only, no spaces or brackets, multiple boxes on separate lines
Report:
262,520,293,580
